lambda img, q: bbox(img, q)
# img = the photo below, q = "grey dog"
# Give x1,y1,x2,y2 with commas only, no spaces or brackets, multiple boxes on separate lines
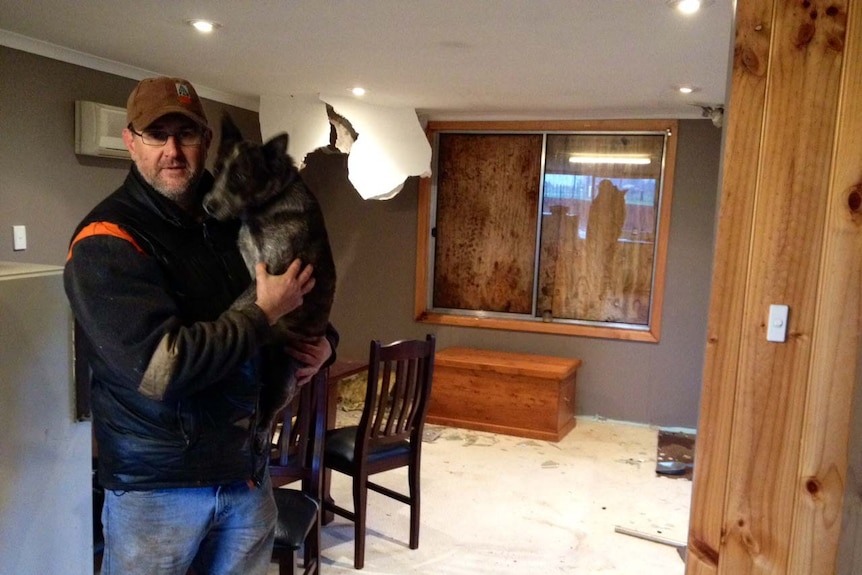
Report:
203,113,336,432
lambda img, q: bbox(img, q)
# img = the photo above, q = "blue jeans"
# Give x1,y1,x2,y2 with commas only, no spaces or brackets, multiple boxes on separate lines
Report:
100,475,276,575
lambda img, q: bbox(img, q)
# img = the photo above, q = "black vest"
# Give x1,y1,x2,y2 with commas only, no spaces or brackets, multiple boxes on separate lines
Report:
76,168,270,489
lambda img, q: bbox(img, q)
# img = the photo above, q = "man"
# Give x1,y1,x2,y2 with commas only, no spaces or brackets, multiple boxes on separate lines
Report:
64,76,336,575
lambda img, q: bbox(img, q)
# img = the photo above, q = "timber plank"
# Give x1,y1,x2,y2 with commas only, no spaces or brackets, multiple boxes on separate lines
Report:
788,1,862,572
688,1,859,574
720,1,847,573
686,0,773,568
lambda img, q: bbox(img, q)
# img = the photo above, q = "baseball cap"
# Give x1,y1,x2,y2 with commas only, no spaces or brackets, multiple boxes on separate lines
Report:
126,76,209,131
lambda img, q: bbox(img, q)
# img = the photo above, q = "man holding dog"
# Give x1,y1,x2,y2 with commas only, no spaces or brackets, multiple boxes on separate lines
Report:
65,76,336,575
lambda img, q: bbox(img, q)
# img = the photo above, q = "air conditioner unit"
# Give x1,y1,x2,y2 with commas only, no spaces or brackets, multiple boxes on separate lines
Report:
74,100,130,159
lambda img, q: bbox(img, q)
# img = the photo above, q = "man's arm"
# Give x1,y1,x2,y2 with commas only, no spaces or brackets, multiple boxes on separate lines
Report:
65,233,312,401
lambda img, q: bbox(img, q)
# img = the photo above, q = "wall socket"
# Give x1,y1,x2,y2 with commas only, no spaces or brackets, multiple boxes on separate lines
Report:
12,225,27,251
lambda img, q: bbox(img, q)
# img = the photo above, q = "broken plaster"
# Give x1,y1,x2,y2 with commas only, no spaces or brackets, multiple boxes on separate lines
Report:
258,93,431,200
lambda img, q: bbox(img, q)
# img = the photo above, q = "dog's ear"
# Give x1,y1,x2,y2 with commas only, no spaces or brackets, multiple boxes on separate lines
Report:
262,133,289,165
218,114,244,156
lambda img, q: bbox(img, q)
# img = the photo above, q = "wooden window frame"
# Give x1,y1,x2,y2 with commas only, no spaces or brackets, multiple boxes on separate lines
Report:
415,120,678,342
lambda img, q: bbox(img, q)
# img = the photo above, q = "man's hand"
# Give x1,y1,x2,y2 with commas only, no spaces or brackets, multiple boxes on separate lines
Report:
254,259,315,326
286,336,333,386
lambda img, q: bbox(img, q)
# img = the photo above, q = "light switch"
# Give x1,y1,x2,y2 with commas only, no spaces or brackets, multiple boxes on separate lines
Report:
12,225,26,251
767,304,789,342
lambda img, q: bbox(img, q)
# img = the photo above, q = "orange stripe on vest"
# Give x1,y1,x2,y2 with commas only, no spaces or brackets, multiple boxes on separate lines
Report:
67,222,145,261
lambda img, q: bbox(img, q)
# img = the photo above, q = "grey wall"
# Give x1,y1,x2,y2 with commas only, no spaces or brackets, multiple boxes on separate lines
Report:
0,45,722,429
0,47,261,264
305,120,721,429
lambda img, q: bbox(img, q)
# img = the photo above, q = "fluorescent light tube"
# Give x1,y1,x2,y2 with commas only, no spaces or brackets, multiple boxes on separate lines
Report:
568,155,651,165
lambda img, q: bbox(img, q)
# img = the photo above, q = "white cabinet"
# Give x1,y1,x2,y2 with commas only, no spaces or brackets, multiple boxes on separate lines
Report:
0,262,93,574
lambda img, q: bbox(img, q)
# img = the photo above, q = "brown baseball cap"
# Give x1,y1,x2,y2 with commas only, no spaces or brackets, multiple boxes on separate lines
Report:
126,76,209,131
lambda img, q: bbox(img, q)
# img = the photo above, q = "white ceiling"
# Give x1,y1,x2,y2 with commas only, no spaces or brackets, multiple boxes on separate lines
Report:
0,0,734,120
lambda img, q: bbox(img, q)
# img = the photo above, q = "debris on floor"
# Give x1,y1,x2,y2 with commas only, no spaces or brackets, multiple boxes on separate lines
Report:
656,428,695,480
613,525,686,550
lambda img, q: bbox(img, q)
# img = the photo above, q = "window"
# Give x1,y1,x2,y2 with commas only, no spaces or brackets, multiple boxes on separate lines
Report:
415,120,678,342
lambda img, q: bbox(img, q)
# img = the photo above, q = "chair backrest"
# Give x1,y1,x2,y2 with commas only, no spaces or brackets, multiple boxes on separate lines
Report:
269,368,327,492
356,335,436,457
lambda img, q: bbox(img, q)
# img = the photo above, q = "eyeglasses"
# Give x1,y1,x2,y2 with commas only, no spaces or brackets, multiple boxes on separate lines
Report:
130,127,205,147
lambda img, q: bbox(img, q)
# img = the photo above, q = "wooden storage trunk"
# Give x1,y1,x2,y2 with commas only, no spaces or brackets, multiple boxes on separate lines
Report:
427,347,581,441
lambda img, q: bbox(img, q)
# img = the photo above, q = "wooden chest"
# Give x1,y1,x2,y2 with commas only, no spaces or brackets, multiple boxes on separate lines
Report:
427,347,581,441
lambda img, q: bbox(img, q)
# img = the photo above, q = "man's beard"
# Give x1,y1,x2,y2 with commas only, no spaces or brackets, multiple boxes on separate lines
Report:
145,164,202,205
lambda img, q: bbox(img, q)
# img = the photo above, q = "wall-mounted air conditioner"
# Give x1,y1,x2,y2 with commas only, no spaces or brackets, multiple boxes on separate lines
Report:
74,100,130,159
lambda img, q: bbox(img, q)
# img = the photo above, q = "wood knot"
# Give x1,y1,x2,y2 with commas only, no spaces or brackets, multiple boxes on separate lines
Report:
740,47,762,74
826,5,839,17
849,186,862,213
736,518,760,553
806,477,821,496
828,35,845,52
795,22,816,47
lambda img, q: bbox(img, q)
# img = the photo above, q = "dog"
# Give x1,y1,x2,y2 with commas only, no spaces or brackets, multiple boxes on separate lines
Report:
203,113,337,432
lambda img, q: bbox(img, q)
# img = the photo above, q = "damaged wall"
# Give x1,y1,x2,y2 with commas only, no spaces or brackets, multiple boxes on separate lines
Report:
259,93,431,200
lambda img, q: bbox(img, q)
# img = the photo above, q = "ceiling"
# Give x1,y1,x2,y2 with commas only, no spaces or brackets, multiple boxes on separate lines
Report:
0,0,734,120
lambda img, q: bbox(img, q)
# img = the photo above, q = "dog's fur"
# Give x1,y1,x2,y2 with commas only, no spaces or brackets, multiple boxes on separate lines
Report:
204,113,336,431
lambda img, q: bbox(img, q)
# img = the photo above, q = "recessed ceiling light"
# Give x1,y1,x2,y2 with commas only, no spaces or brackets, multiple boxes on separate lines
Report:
186,19,220,33
677,85,700,94
351,87,366,97
666,0,713,15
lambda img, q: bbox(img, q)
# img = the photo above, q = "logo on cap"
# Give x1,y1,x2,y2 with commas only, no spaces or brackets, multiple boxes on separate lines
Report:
176,83,193,104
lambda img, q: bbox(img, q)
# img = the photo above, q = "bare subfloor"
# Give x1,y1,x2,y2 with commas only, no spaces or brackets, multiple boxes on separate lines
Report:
273,417,692,574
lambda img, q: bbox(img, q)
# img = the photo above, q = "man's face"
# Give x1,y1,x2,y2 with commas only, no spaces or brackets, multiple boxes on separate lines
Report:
122,114,211,202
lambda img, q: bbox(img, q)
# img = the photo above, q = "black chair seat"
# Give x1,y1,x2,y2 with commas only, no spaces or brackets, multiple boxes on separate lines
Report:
273,489,319,550
325,426,411,468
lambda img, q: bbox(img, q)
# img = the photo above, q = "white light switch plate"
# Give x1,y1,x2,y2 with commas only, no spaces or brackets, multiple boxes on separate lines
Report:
12,225,26,251
767,304,789,342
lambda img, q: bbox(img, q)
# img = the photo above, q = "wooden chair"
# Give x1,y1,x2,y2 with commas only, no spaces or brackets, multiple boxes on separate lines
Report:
323,335,436,569
269,368,328,575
